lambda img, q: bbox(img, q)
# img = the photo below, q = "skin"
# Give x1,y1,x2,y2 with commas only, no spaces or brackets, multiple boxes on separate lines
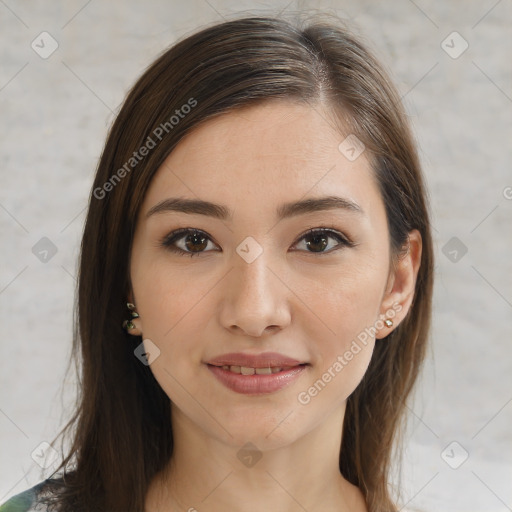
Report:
127,100,422,512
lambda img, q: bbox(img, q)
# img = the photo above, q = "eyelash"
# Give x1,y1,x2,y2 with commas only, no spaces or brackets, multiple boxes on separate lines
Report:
158,227,355,258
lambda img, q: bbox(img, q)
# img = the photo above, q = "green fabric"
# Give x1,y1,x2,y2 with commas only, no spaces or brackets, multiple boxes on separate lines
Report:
0,491,34,511
0,483,40,512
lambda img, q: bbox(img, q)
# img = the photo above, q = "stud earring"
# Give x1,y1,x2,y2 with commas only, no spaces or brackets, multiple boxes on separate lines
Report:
123,302,140,331
384,319,393,327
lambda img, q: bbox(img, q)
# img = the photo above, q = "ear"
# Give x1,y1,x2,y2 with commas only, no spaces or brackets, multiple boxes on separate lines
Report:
375,229,422,339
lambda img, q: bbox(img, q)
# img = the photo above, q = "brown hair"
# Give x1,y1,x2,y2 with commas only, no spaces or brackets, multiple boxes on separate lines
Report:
40,12,433,512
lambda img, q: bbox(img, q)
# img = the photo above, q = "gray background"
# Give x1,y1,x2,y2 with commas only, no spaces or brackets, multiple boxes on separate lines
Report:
1,1,511,511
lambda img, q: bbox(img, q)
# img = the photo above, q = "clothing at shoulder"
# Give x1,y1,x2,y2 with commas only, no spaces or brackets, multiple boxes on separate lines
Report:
0,480,50,512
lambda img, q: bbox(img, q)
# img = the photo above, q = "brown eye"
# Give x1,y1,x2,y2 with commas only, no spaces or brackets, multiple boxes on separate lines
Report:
293,228,354,254
160,229,218,257
182,231,209,252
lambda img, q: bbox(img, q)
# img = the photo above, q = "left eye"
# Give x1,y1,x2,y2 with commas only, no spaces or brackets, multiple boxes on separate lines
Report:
293,228,354,254
159,227,354,257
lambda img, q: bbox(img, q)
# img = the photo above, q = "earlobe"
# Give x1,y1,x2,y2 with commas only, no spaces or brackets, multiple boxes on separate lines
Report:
376,229,422,339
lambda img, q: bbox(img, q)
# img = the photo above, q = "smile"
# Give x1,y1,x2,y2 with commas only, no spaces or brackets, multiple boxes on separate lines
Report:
218,365,286,375
207,363,307,394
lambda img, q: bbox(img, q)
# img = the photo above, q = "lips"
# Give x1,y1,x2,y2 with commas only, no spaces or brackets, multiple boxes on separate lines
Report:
207,364,307,394
206,352,309,395
207,351,305,369
217,365,286,375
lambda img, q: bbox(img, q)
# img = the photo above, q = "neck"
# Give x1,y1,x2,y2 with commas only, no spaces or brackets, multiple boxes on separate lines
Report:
146,402,367,512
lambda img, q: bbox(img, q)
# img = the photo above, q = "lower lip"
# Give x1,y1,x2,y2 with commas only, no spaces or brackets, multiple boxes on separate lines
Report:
207,364,307,395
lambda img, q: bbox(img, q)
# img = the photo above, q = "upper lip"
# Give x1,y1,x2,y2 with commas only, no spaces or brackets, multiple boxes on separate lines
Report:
207,352,306,368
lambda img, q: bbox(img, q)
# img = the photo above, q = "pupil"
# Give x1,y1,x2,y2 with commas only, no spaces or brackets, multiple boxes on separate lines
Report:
307,234,328,252
186,232,207,252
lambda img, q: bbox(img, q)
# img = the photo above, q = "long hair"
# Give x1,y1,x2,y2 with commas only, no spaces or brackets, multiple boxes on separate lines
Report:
40,13,434,512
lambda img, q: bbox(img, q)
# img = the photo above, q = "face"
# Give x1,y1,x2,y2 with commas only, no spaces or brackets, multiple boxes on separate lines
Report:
129,100,402,449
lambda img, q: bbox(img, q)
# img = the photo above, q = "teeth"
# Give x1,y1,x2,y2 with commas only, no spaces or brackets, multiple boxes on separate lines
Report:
255,367,272,375
219,365,285,374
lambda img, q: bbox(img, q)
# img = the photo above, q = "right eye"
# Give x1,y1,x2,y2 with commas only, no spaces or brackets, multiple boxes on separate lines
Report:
159,228,219,257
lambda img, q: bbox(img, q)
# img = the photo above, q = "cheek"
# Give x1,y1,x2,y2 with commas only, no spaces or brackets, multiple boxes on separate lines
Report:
296,270,384,402
297,295,377,411
298,262,385,340
130,254,212,386
133,255,212,339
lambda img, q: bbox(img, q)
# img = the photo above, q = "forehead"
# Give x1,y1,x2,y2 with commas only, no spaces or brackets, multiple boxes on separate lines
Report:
141,101,383,224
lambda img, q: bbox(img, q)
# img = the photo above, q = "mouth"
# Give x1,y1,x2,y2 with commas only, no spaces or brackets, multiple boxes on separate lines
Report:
206,361,309,395
206,351,307,369
207,363,307,375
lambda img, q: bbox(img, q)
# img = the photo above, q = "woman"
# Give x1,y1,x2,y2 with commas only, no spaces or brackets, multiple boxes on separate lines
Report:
1,13,433,512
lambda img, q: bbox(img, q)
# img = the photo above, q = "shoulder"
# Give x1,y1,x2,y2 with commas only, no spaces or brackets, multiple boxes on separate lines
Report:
0,480,52,512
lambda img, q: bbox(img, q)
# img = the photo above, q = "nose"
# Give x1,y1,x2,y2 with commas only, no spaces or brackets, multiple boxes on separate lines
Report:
219,251,291,338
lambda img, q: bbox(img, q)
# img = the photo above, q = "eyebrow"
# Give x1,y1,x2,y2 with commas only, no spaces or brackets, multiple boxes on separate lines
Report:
145,195,364,221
